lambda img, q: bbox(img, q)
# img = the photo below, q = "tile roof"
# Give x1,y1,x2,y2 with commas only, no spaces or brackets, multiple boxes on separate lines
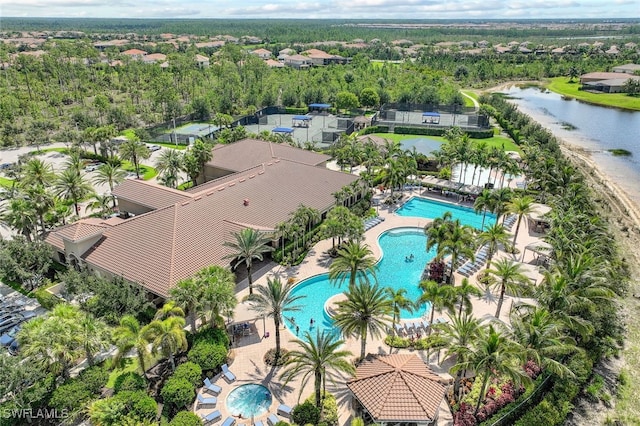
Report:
347,354,446,423
112,179,194,210
55,222,107,242
76,159,357,297
207,139,330,173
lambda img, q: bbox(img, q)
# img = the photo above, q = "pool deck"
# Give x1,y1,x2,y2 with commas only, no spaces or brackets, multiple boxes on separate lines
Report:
194,190,545,426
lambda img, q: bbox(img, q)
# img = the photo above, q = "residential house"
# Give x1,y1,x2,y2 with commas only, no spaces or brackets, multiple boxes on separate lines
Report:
121,48,147,59
301,48,349,66
284,54,312,69
251,48,272,60
612,63,640,74
142,53,167,64
45,139,357,299
195,54,210,68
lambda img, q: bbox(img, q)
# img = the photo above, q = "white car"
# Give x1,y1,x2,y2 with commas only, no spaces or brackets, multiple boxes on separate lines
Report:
85,164,101,172
148,145,161,152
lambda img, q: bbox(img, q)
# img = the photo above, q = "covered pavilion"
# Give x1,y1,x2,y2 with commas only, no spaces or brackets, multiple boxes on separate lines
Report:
422,112,441,124
292,115,311,128
347,354,447,426
308,103,331,113
526,203,552,234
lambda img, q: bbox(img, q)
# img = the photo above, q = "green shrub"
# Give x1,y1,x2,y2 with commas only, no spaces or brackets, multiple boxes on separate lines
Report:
33,287,61,309
161,378,196,411
48,380,92,412
292,401,320,426
351,418,365,426
320,392,338,426
192,326,230,347
169,411,203,426
384,335,410,348
359,125,389,134
173,362,202,386
79,365,109,394
113,390,158,421
285,107,308,115
114,372,147,394
274,422,290,426
188,341,228,372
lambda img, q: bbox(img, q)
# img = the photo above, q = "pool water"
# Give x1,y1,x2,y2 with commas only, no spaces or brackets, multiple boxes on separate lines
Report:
396,197,496,229
287,228,434,335
226,384,272,417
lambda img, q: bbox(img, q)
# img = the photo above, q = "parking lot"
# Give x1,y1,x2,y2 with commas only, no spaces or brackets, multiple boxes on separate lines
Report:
0,283,46,355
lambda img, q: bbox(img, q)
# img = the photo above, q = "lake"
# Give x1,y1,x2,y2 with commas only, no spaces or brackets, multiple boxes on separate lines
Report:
501,86,640,204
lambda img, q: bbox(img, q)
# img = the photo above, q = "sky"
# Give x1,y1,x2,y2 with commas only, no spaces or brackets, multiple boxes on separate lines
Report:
2,0,639,20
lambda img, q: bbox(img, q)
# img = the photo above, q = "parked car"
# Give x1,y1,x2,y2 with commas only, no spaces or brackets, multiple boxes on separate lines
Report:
0,325,20,347
85,163,102,172
148,144,161,152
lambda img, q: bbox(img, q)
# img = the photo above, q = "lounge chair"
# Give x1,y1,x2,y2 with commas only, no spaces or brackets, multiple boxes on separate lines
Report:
202,410,222,425
278,404,293,417
267,414,280,426
221,417,236,426
421,320,430,330
221,364,236,382
203,377,222,395
254,421,264,426
197,393,218,408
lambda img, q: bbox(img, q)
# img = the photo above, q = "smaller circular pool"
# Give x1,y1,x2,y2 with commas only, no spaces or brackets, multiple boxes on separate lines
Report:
226,384,272,418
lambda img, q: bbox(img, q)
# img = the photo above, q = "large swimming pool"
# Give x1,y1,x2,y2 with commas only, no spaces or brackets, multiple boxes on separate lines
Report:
287,228,434,335
396,196,496,229
286,197,492,336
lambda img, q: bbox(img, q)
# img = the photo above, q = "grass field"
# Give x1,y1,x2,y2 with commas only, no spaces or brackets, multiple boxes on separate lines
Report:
546,77,640,111
121,161,157,180
0,176,14,188
371,132,521,152
154,142,188,150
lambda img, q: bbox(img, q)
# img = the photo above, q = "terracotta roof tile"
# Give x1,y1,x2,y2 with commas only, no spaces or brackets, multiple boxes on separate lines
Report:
113,179,194,210
347,354,446,422
55,222,107,242
206,139,330,174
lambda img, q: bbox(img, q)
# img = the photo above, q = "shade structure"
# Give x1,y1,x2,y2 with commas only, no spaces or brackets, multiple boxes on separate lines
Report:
293,115,311,121
347,354,446,424
272,127,294,134
308,103,331,109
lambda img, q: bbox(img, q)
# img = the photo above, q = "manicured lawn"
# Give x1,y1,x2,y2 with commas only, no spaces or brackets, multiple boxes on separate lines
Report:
121,161,157,180
153,142,188,150
461,90,478,107
371,132,521,152
546,77,640,111
0,176,15,188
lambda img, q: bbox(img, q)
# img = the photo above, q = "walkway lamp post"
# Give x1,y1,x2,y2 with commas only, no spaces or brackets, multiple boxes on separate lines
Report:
262,314,266,338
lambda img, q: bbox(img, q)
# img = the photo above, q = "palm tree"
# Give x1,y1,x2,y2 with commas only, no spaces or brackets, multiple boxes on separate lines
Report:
64,150,84,176
54,168,94,216
464,325,528,415
169,277,203,332
477,223,511,269
473,189,494,230
119,139,151,179
510,305,577,377
21,158,55,187
24,184,54,236
441,220,476,284
329,241,377,289
79,314,109,367
197,265,238,328
333,282,392,361
280,330,355,408
142,316,188,371
441,313,482,403
419,280,455,335
490,188,512,223
0,196,39,241
386,287,415,340
154,301,185,320
155,149,184,188
85,193,115,218
487,259,530,318
453,278,482,316
223,228,274,295
507,195,537,246
249,277,305,359
112,315,151,379
93,162,126,192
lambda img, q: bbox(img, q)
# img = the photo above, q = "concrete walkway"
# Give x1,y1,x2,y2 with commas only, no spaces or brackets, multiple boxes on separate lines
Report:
197,191,546,426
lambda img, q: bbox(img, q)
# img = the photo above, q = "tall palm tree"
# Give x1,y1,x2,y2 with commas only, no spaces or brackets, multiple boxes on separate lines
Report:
64,150,84,176
386,287,415,340
249,277,305,359
21,158,55,188
119,139,151,179
197,265,238,328
329,241,377,289
487,259,530,318
93,162,126,192
85,193,115,218
24,185,54,236
477,223,511,269
280,330,355,408
112,315,151,379
441,220,476,284
441,313,482,403
464,325,528,415
142,316,188,371
155,149,184,188
79,314,110,367
490,188,512,223
223,228,274,295
54,168,94,216
383,158,406,200
453,278,482,316
506,195,537,246
510,304,577,377
169,277,203,332
419,280,455,335
473,189,494,230
0,196,38,241
333,282,392,361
